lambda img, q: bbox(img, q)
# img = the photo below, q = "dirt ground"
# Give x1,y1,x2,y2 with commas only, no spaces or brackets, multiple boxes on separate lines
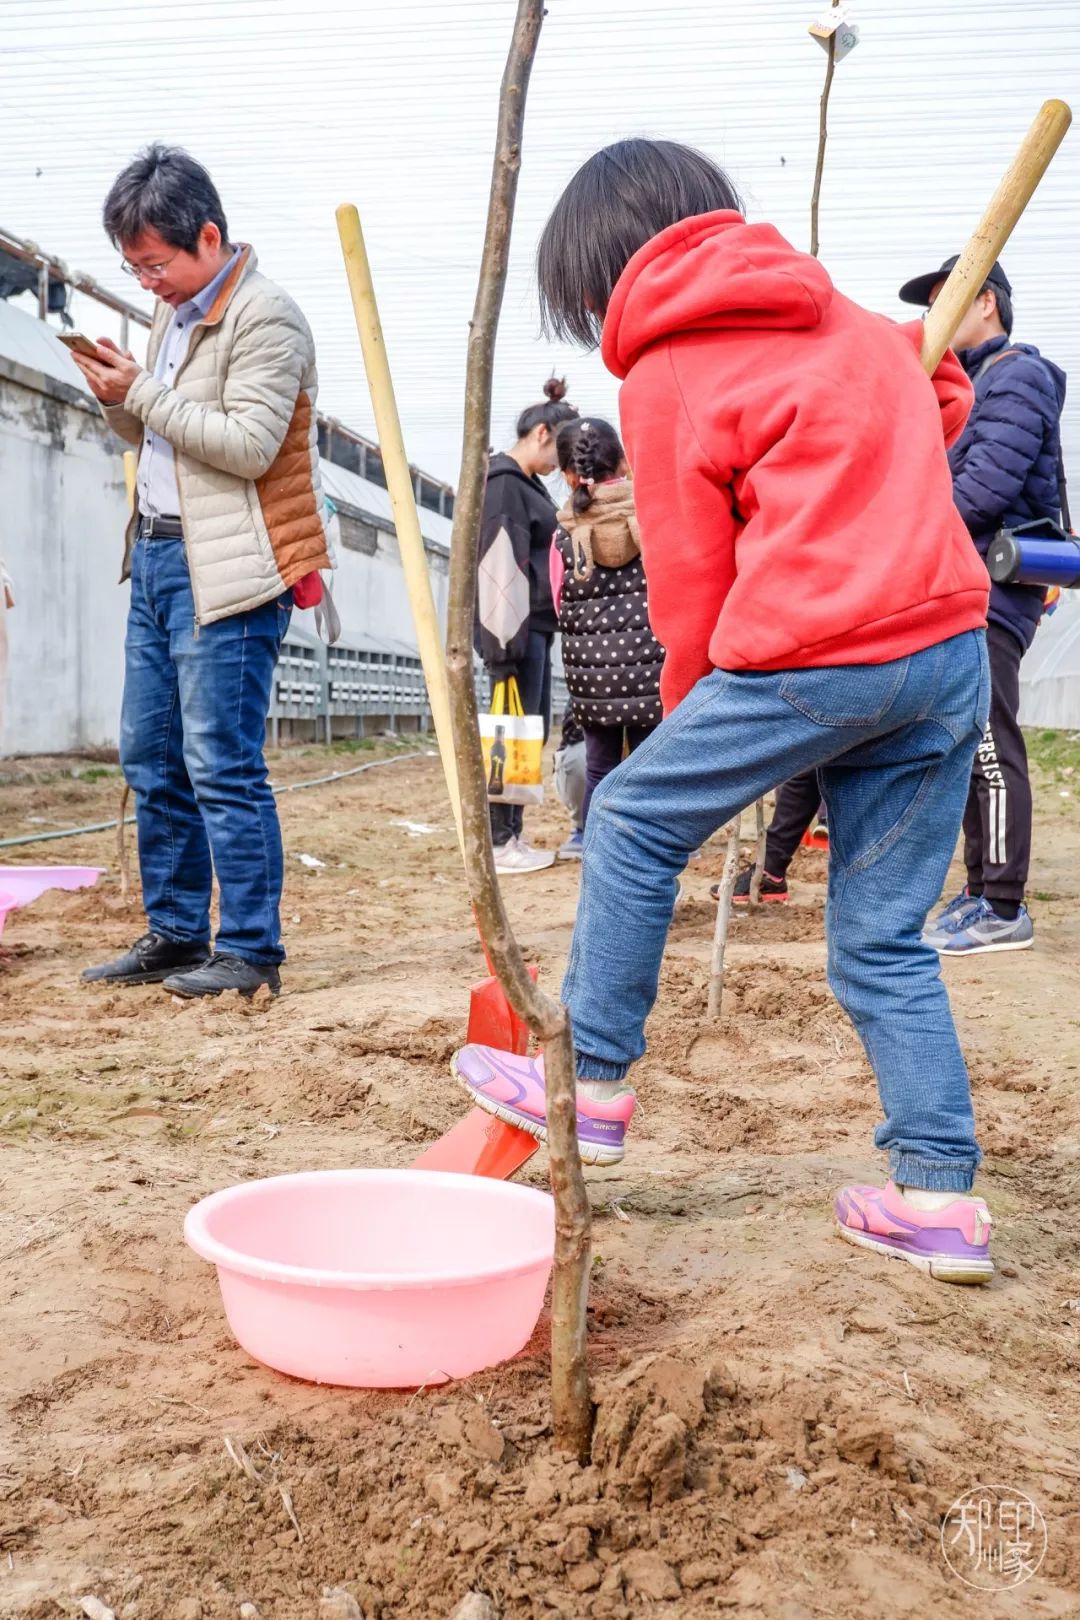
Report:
1,737,1079,1620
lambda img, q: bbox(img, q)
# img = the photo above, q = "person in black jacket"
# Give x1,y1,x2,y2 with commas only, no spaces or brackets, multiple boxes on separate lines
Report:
901,257,1067,955
552,417,663,829
476,378,578,873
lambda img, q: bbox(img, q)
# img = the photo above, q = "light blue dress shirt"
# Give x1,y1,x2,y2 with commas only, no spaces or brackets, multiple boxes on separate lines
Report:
135,247,240,520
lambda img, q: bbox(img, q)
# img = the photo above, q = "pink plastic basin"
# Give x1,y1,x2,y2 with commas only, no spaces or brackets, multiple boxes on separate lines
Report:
184,1168,555,1388
0,865,104,906
0,892,15,939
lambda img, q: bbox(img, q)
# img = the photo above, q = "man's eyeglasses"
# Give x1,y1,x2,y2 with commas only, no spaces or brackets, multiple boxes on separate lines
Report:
121,250,181,281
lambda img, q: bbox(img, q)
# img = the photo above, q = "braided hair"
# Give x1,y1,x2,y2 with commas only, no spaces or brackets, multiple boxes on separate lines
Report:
515,375,578,440
556,416,625,515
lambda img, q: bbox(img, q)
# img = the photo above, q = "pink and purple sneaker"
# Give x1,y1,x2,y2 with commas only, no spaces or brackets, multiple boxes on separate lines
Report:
835,1181,993,1284
451,1045,636,1167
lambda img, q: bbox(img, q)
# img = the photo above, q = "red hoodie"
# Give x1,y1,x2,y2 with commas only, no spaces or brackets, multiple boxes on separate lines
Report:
601,211,988,713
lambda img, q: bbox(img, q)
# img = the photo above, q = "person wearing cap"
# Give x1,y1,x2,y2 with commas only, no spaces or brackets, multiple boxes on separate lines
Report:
899,256,1067,956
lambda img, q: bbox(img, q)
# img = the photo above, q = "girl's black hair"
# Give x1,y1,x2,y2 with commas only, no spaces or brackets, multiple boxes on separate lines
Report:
515,375,578,440
538,139,743,349
556,416,625,516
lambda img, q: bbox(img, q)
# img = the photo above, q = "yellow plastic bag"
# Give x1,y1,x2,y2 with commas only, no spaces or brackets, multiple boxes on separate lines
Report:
479,676,544,805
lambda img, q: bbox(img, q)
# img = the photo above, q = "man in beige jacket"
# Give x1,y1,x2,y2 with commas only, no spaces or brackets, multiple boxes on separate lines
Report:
70,145,332,999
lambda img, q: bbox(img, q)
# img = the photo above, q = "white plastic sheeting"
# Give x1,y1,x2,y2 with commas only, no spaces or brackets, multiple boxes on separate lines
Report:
1019,590,1080,730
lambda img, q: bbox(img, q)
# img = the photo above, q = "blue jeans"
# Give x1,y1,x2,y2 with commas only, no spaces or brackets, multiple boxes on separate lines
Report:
120,538,292,965
562,631,990,1193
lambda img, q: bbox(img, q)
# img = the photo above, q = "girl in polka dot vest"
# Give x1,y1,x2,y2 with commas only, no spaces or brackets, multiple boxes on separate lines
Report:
551,417,664,828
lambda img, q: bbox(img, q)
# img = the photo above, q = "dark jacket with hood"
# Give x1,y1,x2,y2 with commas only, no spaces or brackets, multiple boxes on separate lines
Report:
474,452,558,672
553,479,663,729
950,335,1068,652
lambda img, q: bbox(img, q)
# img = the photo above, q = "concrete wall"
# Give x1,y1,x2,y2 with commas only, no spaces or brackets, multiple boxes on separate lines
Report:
323,524,449,649
0,303,558,758
0,311,455,759
0,351,130,756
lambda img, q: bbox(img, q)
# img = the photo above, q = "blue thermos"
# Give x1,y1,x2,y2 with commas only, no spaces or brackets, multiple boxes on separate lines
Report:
986,520,1080,589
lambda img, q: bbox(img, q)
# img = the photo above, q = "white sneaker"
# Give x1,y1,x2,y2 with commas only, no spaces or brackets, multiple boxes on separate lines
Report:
493,837,555,875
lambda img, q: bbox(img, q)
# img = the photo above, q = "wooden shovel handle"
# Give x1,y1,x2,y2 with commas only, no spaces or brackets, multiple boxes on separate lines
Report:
921,98,1071,376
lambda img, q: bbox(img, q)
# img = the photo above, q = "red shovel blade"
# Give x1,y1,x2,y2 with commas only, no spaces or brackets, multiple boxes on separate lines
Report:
411,1106,537,1177
800,828,830,851
465,969,536,1052
411,964,540,1180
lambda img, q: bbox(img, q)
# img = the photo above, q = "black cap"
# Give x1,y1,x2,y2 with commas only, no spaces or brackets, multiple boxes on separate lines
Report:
898,255,1012,308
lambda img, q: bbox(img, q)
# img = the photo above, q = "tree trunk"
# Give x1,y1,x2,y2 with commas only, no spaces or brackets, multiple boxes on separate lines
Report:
117,783,132,904
806,18,841,255
809,10,839,258
708,818,741,1018
442,0,592,1463
748,797,766,908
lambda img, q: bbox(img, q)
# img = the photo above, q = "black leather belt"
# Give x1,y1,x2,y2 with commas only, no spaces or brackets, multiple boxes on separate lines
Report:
138,515,184,540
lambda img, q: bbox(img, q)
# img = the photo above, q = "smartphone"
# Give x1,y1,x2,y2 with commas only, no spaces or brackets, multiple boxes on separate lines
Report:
57,332,108,360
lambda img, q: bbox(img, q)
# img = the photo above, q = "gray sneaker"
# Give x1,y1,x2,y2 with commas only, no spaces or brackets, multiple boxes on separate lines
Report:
935,900,1034,955
922,889,984,945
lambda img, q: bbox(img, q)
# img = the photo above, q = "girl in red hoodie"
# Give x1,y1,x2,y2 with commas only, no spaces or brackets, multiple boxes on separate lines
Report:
454,140,995,1285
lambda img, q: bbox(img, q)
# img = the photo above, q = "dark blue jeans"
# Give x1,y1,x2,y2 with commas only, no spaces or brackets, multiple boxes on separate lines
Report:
563,631,990,1192
120,538,292,965
582,722,656,828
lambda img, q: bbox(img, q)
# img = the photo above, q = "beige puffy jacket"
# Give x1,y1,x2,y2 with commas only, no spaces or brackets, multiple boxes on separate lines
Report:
102,245,332,626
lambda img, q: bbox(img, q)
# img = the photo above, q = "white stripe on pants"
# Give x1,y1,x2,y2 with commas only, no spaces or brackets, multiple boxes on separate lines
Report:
989,784,1008,866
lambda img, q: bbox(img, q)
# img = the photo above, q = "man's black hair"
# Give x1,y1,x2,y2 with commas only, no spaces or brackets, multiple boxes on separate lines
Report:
990,283,1014,336
538,139,743,348
103,144,229,253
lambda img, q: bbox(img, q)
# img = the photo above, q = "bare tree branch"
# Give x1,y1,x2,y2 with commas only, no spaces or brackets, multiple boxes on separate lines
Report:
117,783,132,905
708,818,741,1018
442,0,592,1462
809,4,840,258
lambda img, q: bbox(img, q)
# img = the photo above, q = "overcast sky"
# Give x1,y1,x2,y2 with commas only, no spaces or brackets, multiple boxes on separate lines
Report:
2,0,1077,485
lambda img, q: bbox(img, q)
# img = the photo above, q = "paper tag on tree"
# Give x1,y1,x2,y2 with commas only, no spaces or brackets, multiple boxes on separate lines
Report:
809,6,859,60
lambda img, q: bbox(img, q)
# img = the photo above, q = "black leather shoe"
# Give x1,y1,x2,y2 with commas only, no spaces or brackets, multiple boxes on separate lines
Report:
83,932,210,986
162,953,281,1000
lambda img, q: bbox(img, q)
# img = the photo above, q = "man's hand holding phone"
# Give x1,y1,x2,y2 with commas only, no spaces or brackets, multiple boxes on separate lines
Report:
65,334,143,405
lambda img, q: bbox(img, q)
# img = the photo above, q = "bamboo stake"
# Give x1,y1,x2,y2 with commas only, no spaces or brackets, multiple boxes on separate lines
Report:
708,818,741,1018
123,450,137,512
748,798,766,909
921,99,1071,375
335,208,465,855
442,0,592,1462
